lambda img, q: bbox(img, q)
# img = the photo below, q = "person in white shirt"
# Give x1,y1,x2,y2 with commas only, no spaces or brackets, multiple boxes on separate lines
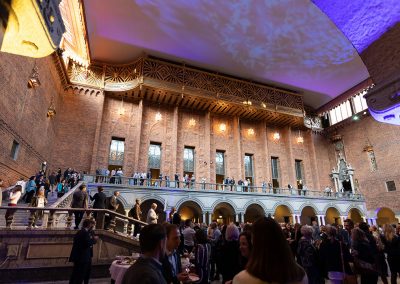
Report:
15,178,26,194
146,203,158,224
182,219,196,253
5,185,22,226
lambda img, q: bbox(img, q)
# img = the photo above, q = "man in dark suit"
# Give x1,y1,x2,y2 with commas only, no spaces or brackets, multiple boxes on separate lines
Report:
122,224,167,284
69,218,97,284
89,186,107,221
129,198,142,237
171,208,182,226
105,191,120,230
161,224,189,284
70,184,88,229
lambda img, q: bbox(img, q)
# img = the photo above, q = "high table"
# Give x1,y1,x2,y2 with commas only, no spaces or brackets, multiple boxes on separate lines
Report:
109,260,131,284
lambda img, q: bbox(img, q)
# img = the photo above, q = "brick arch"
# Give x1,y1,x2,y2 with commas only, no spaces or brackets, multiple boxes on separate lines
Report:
344,204,364,216
298,202,320,215
322,204,343,216
243,200,268,214
210,199,239,213
175,197,206,212
271,201,295,214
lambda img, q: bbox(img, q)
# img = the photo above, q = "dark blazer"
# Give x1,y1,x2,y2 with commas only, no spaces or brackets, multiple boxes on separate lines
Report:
122,257,167,284
161,251,182,284
90,192,107,209
69,228,97,263
172,212,181,225
71,190,88,209
129,204,142,220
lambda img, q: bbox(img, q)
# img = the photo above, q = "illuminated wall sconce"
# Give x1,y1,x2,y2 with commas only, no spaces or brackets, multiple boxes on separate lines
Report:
297,131,304,144
247,128,255,136
47,106,56,118
155,111,162,122
118,108,125,116
219,123,226,132
261,102,267,108
188,118,196,127
243,99,252,106
273,131,280,141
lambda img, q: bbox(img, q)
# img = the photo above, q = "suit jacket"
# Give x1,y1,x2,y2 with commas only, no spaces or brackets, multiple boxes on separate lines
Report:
161,251,182,284
69,228,97,263
108,195,119,211
90,192,107,209
146,208,158,224
172,212,181,225
129,204,142,220
122,257,167,284
71,190,88,209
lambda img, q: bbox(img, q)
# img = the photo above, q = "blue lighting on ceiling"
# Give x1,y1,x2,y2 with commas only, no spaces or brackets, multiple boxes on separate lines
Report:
312,0,400,53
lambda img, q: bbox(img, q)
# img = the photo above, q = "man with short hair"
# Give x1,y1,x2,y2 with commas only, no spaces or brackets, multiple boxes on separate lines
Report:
122,224,167,284
70,184,88,229
129,199,142,237
69,218,98,284
147,203,158,224
161,224,189,284
182,219,196,253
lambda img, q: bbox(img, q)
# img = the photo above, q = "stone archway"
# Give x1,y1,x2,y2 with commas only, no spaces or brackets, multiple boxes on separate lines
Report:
377,207,397,226
212,202,235,224
348,208,363,224
141,199,166,224
178,201,203,223
300,206,317,225
325,207,341,225
274,205,292,224
244,204,265,223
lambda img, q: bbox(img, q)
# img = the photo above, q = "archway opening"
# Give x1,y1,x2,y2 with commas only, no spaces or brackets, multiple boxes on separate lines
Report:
348,208,362,224
274,205,292,224
141,199,166,223
377,207,397,226
244,204,265,223
178,201,203,223
300,206,316,225
212,202,235,225
325,207,341,225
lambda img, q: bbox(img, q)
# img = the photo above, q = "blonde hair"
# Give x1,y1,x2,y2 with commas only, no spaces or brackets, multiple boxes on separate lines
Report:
383,224,395,242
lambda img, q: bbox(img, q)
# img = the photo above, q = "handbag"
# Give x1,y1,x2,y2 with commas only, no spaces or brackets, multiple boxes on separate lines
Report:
353,256,378,275
340,241,358,284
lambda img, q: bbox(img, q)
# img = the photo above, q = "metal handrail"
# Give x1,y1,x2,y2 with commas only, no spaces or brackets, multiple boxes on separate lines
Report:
83,174,364,200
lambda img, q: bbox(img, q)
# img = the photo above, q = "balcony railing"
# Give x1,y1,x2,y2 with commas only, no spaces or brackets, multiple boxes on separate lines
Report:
83,175,364,201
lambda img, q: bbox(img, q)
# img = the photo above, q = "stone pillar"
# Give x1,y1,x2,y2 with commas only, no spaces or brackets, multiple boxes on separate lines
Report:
203,112,211,183
292,214,297,224
89,91,105,173
171,106,179,175
203,212,206,224
348,168,355,194
262,122,271,185
233,116,243,180
133,99,144,171
235,214,239,222
340,216,346,225
286,127,295,186
208,212,212,225
308,131,321,190
362,216,366,222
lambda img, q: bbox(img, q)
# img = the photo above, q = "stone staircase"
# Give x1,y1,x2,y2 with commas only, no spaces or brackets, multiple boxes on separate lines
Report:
0,192,67,229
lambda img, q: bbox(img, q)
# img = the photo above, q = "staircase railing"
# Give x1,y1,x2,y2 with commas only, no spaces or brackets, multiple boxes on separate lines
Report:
1,206,147,237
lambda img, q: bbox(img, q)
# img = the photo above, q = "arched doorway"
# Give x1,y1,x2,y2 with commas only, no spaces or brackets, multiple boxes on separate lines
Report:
178,201,203,223
244,204,265,223
274,204,292,224
377,207,397,226
325,207,341,225
212,202,235,224
141,199,166,223
348,208,363,224
300,206,317,225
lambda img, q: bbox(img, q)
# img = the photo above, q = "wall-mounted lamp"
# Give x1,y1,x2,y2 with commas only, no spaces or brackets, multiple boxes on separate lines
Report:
248,128,255,136
219,123,226,132
47,106,56,118
261,102,267,108
243,99,252,106
28,64,40,88
296,130,304,144
188,118,196,127
273,131,280,141
155,111,162,122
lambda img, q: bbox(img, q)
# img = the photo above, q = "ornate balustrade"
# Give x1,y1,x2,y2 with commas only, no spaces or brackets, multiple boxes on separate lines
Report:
83,174,364,201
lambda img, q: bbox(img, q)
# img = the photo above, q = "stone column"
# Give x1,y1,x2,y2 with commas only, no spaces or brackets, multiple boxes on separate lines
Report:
340,216,346,225
292,214,297,224
89,91,105,173
308,131,321,190
235,214,239,222
286,127,295,186
170,106,179,175
203,212,206,224
233,116,243,180
133,99,144,171
362,216,366,222
203,112,211,183
262,122,271,185
208,212,212,224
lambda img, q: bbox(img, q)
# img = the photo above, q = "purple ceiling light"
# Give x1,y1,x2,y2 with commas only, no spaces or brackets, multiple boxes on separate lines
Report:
312,0,400,53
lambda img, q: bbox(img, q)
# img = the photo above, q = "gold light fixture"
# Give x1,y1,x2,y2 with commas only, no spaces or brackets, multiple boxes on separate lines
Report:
261,102,267,108
155,111,162,122
248,128,255,136
188,118,196,127
243,99,252,106
27,64,40,88
47,105,56,118
219,123,226,132
297,130,304,144
273,131,280,141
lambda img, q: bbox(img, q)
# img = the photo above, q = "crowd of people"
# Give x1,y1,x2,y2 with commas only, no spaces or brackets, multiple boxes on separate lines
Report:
122,203,400,284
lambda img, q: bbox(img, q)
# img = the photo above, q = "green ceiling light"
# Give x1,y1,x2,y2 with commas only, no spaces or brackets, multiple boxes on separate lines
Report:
352,115,359,121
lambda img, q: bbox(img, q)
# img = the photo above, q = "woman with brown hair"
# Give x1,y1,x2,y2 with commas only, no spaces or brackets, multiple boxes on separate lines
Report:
232,217,307,284
30,186,48,228
382,224,400,284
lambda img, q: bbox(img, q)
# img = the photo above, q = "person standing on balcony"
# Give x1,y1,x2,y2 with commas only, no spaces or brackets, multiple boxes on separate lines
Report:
71,184,89,230
174,173,179,188
129,199,142,237
69,218,98,284
147,203,158,224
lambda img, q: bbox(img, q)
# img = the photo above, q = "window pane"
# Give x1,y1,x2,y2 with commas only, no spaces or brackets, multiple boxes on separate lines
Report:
216,151,225,175
148,144,161,169
244,155,253,178
346,100,352,116
109,139,125,165
184,147,195,172
335,106,342,122
353,95,363,113
329,109,337,125
295,160,303,180
271,157,279,179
